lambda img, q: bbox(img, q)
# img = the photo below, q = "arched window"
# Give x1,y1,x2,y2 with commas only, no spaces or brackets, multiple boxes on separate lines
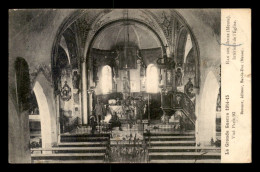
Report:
146,64,159,93
101,65,112,94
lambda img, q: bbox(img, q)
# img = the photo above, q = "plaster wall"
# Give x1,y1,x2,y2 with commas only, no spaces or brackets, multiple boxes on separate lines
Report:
176,9,221,145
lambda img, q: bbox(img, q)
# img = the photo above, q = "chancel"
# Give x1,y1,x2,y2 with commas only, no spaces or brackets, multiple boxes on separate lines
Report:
9,9,221,163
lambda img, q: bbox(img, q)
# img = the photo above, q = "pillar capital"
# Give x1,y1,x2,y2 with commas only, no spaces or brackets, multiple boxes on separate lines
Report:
80,56,87,63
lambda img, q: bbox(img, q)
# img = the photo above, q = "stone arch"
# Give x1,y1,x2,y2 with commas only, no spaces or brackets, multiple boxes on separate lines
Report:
171,10,201,88
60,35,71,65
198,70,219,146
33,81,52,149
51,10,88,94
32,72,57,150
86,18,167,58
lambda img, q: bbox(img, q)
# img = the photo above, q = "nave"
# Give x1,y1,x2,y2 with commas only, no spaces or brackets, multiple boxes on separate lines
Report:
9,9,221,163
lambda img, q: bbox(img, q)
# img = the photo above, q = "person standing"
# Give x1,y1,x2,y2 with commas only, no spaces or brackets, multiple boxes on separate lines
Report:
89,112,97,134
136,97,145,121
94,98,105,126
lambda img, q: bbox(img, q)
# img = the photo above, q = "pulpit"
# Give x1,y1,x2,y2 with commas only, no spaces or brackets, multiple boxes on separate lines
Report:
160,92,174,117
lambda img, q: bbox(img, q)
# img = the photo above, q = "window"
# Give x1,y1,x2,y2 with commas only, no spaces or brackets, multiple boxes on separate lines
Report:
146,64,159,93
101,65,112,94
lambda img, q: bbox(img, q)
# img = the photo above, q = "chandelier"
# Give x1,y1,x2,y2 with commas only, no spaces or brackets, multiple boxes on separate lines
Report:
116,9,146,70
122,9,131,70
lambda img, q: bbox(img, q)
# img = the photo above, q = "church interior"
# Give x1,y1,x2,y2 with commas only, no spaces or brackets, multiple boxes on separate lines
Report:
9,9,221,163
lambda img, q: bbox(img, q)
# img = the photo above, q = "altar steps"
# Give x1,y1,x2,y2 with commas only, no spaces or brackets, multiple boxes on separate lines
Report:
60,133,110,142
145,131,195,136
31,153,106,161
31,147,107,153
146,136,195,141
31,160,105,163
148,146,220,152
149,159,221,163
148,152,220,160
148,140,196,147
31,134,110,163
145,131,221,163
58,142,108,147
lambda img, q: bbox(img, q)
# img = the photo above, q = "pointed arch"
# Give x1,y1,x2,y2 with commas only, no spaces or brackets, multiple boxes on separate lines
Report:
176,28,188,65
33,80,53,150
183,33,193,64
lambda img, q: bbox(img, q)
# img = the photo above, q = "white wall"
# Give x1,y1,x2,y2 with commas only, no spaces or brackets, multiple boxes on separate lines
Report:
197,70,219,146
33,73,58,149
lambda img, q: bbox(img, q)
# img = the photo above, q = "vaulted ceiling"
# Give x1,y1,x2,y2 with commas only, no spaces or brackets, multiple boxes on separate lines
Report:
92,21,161,50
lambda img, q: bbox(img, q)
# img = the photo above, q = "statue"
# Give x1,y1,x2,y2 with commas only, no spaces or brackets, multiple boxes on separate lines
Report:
173,94,182,108
184,78,195,99
72,70,80,89
136,96,145,121
175,68,183,87
123,76,130,93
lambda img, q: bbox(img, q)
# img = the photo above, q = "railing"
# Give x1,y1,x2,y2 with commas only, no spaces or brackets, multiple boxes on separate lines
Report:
173,92,196,126
107,133,148,163
161,91,196,127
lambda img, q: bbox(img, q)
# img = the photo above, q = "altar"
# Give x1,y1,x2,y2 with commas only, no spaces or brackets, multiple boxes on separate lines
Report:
109,105,135,120
109,106,124,118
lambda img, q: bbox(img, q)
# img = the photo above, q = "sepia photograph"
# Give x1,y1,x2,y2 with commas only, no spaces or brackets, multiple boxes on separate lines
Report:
8,9,251,163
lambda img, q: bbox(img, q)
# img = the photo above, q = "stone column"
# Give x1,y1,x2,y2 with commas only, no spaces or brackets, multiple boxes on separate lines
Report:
195,95,199,147
193,87,200,147
81,57,88,125
56,94,61,144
